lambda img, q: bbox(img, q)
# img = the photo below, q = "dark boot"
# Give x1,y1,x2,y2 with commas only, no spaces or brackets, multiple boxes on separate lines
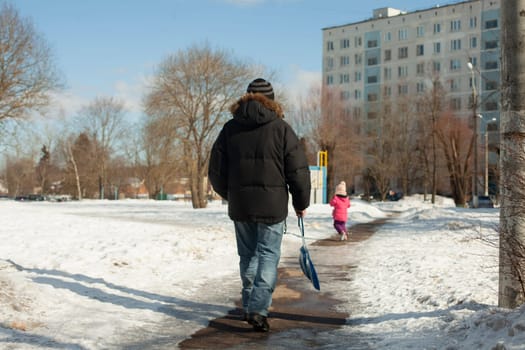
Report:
248,313,270,332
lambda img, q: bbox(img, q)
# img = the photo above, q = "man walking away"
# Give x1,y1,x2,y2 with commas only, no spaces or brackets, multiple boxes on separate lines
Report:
208,78,311,332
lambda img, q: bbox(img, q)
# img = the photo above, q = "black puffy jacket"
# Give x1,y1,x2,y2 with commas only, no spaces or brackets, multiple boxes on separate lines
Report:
208,94,311,224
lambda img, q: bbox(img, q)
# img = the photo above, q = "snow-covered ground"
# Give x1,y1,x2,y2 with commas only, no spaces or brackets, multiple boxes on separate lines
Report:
0,195,524,349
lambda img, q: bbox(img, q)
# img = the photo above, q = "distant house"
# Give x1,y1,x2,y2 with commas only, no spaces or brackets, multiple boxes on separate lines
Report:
120,178,149,199
163,177,192,200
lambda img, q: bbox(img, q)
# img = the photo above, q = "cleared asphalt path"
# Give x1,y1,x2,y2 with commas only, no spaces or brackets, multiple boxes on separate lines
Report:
179,218,390,349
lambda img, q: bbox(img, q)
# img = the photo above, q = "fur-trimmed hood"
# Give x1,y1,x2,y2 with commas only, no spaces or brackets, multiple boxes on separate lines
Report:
230,93,284,127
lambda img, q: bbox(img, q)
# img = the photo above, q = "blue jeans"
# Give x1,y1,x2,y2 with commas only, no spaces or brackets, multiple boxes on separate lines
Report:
234,220,284,317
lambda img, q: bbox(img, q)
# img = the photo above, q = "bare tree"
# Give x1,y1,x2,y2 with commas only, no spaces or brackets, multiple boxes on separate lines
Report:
2,122,41,195
417,76,446,203
64,136,82,200
5,156,33,196
364,104,392,200
359,84,421,201
55,131,101,199
144,43,260,208
140,116,182,198
434,111,474,207
0,3,62,128
77,96,129,199
35,145,50,193
293,83,361,199
499,0,525,308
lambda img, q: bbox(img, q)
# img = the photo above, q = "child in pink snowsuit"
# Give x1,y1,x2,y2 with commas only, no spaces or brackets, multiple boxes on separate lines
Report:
330,181,351,241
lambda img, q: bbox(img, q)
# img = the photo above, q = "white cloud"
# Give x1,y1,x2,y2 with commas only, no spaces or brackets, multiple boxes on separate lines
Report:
283,65,321,107
49,91,90,118
47,75,149,124
113,80,144,115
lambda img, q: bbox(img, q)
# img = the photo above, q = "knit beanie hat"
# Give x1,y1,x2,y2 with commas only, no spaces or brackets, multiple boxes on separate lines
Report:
335,181,347,196
247,78,275,100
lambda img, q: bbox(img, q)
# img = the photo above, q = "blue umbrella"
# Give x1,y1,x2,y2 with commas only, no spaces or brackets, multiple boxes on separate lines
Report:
298,216,320,291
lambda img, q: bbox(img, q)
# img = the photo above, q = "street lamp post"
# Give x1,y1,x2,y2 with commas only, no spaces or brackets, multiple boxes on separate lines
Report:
484,117,497,196
484,127,489,197
468,62,479,208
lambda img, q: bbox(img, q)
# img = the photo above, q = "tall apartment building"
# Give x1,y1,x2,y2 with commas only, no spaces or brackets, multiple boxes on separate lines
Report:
322,0,501,195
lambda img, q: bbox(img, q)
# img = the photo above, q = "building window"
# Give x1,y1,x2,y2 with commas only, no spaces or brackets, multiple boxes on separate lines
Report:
368,75,378,83
470,16,477,28
485,19,498,29
355,53,362,64
485,61,498,70
340,90,351,100
487,122,498,132
384,31,392,41
416,44,424,56
326,75,334,85
485,101,498,111
398,28,408,40
354,89,362,99
354,71,362,81
326,57,334,70
416,63,425,75
450,20,461,32
450,97,461,110
433,42,441,54
417,25,425,37
384,86,392,97
450,78,460,91
367,40,378,48
384,49,391,61
398,65,408,77
485,40,498,49
416,82,425,93
368,112,377,120
398,84,409,96
355,37,362,47
470,36,477,48
340,38,350,49
327,41,334,51
451,39,462,51
433,61,441,73
384,67,392,80
340,56,350,66
450,59,461,71
367,57,378,66
486,80,498,90
433,23,441,34
398,47,408,59
368,93,378,102
340,74,350,84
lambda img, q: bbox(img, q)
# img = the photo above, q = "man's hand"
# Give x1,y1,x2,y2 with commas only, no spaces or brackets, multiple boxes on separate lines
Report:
295,209,306,218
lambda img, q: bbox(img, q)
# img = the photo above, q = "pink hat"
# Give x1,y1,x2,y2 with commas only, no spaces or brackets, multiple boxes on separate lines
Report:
335,181,347,196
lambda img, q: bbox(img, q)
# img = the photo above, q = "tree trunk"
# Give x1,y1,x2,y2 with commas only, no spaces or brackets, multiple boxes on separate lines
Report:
499,0,525,308
190,174,207,209
66,141,82,200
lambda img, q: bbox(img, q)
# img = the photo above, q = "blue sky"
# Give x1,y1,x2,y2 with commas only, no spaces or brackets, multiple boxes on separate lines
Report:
11,0,454,118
